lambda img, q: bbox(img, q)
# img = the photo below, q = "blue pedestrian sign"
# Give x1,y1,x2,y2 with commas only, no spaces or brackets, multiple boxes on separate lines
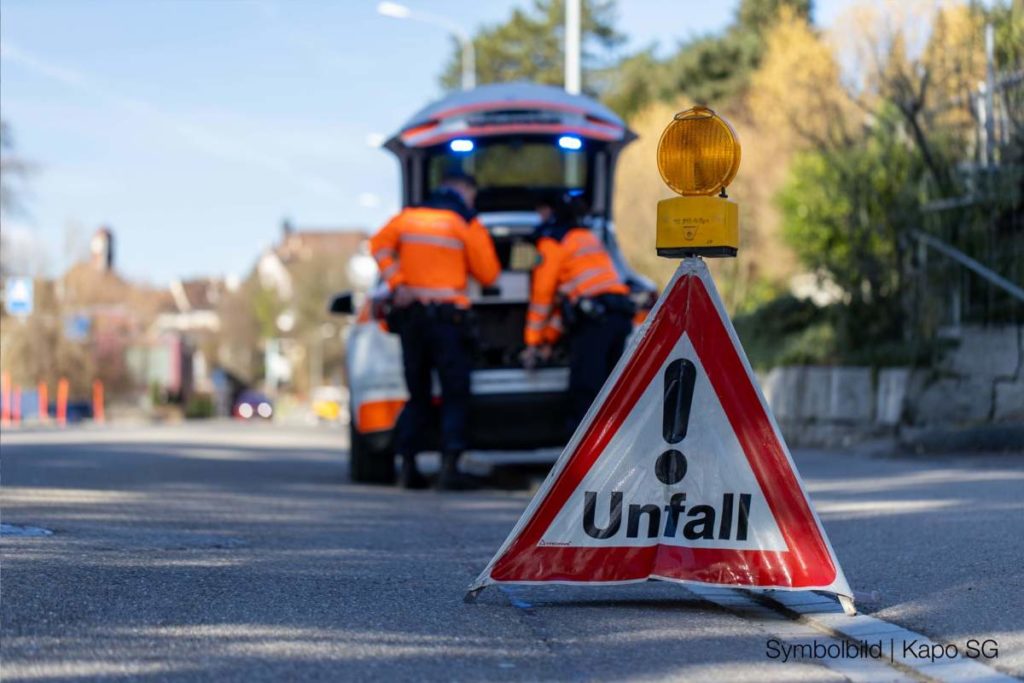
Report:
4,277,34,316
65,314,91,341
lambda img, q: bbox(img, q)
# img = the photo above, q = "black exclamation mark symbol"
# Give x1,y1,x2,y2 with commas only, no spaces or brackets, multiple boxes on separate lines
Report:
655,359,696,485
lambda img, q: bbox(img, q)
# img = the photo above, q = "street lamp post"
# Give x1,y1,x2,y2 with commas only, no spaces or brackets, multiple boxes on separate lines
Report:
377,2,476,91
564,0,581,95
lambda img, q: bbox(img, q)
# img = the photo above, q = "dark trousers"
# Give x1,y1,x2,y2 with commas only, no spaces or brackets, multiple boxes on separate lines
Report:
393,306,472,457
567,310,632,434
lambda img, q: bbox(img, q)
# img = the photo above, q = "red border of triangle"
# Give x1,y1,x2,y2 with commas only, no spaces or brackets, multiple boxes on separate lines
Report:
490,272,837,588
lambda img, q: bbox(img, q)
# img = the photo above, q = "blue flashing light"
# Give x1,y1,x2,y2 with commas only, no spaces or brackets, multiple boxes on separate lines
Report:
449,138,474,153
558,135,583,151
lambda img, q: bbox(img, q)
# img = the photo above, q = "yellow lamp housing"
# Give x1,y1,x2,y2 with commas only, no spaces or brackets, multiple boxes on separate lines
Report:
655,106,741,258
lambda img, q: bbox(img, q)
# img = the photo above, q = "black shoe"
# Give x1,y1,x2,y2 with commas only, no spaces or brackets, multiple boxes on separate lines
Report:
399,455,428,490
437,452,480,491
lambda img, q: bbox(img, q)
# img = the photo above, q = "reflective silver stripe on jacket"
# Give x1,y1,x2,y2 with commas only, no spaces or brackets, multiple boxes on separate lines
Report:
374,248,396,261
406,286,466,300
381,262,400,280
559,267,608,295
526,320,547,331
400,233,464,250
576,274,623,298
528,303,552,317
571,243,606,259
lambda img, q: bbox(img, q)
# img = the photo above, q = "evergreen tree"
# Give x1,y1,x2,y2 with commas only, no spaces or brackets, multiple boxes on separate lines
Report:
439,0,623,94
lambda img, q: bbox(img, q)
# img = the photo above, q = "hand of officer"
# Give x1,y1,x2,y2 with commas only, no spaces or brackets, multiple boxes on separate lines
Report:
537,344,553,362
391,285,415,308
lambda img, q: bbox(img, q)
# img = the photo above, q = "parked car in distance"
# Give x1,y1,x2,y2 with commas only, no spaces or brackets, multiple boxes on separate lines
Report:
233,390,273,421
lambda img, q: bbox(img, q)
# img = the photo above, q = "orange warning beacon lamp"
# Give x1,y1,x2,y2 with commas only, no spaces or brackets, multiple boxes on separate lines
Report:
656,106,741,258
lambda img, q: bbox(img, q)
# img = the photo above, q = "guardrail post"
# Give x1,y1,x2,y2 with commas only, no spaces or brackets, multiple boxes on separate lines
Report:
57,378,69,427
1,372,10,427
38,382,49,422
93,380,105,424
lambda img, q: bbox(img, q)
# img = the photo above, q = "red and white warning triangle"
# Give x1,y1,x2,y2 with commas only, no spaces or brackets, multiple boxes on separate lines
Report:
469,258,851,600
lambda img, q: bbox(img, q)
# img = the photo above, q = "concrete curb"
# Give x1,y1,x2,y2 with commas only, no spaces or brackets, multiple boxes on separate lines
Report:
898,424,1024,454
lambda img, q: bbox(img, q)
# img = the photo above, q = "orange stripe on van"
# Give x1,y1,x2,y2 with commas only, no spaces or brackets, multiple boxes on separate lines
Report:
357,399,405,433
356,301,372,323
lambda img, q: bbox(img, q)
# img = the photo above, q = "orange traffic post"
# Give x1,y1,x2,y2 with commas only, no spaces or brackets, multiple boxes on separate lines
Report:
92,379,105,424
56,378,69,427
1,372,10,426
12,385,22,425
38,382,49,422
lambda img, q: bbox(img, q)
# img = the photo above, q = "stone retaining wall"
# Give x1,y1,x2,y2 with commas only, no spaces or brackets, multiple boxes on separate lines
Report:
759,325,1023,448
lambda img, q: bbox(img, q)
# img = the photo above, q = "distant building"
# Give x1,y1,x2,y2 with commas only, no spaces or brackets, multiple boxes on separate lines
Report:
257,220,367,301
90,227,114,272
157,277,223,334
56,226,170,397
147,277,228,396
253,221,367,395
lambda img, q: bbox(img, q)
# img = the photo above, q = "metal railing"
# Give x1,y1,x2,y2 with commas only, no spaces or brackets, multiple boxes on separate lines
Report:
910,229,1024,302
907,220,1023,334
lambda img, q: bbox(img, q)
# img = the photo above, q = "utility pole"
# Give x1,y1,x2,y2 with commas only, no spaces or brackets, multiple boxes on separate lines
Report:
984,22,996,170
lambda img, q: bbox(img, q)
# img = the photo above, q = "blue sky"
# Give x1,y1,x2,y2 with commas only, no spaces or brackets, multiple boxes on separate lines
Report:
1,0,856,285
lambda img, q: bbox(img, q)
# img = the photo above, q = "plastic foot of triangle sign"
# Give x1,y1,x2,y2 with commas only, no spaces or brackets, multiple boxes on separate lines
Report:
468,258,852,602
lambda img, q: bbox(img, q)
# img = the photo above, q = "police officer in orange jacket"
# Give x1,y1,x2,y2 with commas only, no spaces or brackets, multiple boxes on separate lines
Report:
371,173,500,489
521,192,634,435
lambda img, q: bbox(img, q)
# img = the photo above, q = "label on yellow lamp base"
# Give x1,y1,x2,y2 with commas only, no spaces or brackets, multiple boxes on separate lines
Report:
656,196,739,258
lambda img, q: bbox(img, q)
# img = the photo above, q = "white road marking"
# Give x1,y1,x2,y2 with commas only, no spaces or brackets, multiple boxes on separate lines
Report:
0,523,53,537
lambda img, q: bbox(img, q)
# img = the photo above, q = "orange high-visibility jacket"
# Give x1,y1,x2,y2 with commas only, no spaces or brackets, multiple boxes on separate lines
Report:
370,207,500,308
540,308,564,346
525,227,628,347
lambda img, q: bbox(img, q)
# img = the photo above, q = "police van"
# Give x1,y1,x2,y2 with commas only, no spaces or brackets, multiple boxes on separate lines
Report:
333,83,656,483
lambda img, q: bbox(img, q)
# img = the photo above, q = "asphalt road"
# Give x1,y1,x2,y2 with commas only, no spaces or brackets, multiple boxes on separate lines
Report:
1,422,1021,682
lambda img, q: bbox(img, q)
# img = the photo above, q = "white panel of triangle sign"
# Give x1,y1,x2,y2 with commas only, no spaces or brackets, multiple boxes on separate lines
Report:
541,332,787,551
